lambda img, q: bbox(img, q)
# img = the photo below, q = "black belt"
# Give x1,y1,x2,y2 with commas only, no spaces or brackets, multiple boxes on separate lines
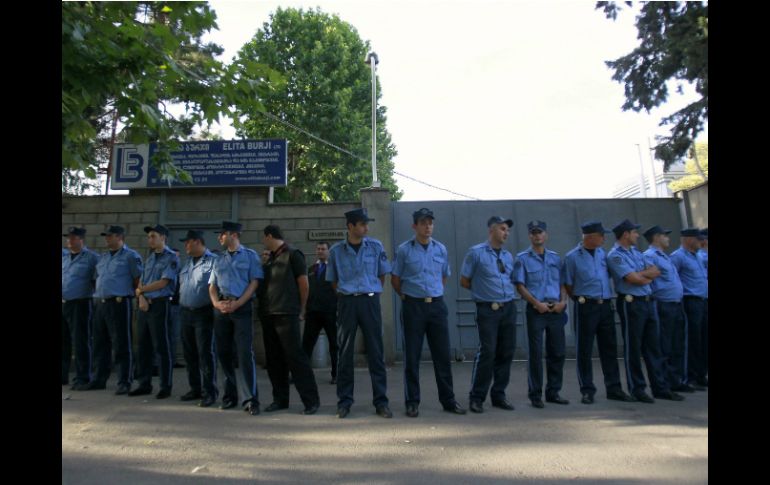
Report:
217,294,238,301
182,304,214,312
683,295,707,301
61,297,90,304
403,295,443,303
573,296,606,304
97,296,131,304
476,300,512,311
145,296,171,305
617,294,651,303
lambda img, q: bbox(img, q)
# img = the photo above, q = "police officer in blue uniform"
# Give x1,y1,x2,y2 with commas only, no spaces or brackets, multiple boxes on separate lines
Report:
326,208,393,419
607,219,683,403
62,227,99,390
177,230,219,408
129,224,180,399
392,208,466,417
460,216,518,413
514,220,570,409
642,225,694,393
562,221,632,404
697,228,708,384
85,225,143,394
670,227,708,390
208,221,263,415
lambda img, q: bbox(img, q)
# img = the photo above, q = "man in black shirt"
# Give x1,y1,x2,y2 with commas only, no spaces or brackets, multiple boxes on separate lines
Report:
260,225,321,415
302,241,339,385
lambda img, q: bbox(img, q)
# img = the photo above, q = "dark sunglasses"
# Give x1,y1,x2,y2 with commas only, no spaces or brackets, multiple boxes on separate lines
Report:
496,258,506,274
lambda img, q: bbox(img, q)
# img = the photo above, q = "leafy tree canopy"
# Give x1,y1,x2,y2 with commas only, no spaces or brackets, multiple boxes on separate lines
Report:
62,1,284,194
233,7,401,202
668,141,708,192
597,1,708,171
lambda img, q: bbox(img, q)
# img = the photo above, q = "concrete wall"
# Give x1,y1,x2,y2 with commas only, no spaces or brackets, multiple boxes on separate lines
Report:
677,182,708,229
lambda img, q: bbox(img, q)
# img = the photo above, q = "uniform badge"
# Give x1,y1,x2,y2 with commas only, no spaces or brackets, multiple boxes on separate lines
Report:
170,260,178,270
380,253,388,261
611,255,623,265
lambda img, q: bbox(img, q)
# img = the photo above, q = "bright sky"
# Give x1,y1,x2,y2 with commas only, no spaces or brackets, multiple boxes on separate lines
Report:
199,0,707,201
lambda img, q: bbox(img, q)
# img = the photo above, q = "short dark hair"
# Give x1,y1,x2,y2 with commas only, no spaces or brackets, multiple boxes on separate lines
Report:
263,224,284,240
316,241,330,249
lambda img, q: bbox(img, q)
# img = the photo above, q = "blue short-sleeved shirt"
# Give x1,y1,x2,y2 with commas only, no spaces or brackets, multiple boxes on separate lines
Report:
513,247,562,301
670,247,708,298
460,241,516,302
642,246,683,302
208,245,263,299
140,245,179,299
94,244,143,298
697,249,708,271
179,249,218,309
607,243,652,297
62,247,100,300
326,237,391,294
562,243,613,299
392,238,450,298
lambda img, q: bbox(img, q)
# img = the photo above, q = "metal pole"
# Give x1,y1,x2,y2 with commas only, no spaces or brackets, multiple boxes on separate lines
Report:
646,137,659,197
635,143,648,198
366,52,380,187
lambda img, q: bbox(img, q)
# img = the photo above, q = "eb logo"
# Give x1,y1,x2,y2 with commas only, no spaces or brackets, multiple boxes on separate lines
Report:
111,145,149,188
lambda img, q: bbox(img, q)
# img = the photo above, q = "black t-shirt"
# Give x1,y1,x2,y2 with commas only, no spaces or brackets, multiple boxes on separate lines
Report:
263,244,307,314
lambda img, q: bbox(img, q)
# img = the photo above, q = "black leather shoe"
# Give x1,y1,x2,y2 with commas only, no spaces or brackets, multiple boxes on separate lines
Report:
62,379,70,386
469,401,484,413
329,377,337,385
81,382,106,391
633,392,655,403
302,404,319,415
671,384,696,393
244,401,260,415
607,390,635,402
491,399,515,411
691,383,707,391
180,390,202,401
337,406,350,419
545,394,570,405
653,391,684,401
264,402,289,412
220,398,237,410
531,398,545,409
128,386,152,396
156,388,171,399
376,405,393,418
581,393,594,404
198,396,216,408
114,384,130,395
443,402,467,415
71,383,91,391
405,403,419,418
172,362,186,369
696,378,708,387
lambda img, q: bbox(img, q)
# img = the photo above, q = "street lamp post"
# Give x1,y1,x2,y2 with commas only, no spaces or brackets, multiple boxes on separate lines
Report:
365,52,380,188
635,143,648,198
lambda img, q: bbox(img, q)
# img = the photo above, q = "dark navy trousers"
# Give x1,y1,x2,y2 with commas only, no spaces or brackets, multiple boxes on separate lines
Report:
62,299,93,385
573,299,622,396
91,298,134,388
655,300,687,387
134,299,174,391
616,297,669,396
524,305,567,400
302,311,339,380
214,304,259,407
401,297,455,407
469,301,516,404
181,305,218,400
336,294,388,409
682,296,707,385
